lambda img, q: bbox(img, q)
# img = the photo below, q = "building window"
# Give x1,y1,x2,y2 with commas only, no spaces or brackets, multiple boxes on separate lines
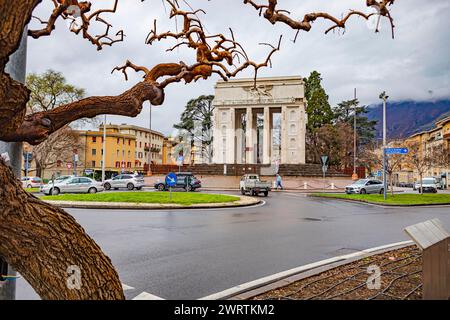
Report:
140,142,142,148
117,138,120,144
56,160,62,167
92,161,96,167
115,161,120,168
92,149,96,156
92,137,97,143
116,150,119,156
101,149,104,155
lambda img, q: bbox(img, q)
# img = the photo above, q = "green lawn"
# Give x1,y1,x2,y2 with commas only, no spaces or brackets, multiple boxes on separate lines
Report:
25,188,40,193
311,193,450,205
42,192,240,206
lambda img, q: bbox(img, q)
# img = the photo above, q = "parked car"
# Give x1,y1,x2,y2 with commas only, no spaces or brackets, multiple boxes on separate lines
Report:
154,172,202,192
103,174,145,191
240,174,271,197
345,179,384,194
415,177,438,193
41,177,104,195
21,176,42,188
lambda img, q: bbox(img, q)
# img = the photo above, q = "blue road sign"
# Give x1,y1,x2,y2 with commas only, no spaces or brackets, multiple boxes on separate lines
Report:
385,148,408,155
165,172,177,187
377,170,382,177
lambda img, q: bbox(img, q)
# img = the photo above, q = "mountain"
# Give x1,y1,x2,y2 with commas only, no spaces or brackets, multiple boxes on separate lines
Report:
365,100,450,139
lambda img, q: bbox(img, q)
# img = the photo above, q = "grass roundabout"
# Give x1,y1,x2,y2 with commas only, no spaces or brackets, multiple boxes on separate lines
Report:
311,193,450,206
42,192,240,206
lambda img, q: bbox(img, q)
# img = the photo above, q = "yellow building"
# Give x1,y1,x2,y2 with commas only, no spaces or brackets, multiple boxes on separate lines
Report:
104,124,164,169
162,137,179,165
402,115,450,185
78,129,137,175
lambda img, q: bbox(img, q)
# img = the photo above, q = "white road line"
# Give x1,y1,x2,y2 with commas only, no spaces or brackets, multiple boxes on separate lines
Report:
132,291,165,300
122,283,135,291
198,240,413,300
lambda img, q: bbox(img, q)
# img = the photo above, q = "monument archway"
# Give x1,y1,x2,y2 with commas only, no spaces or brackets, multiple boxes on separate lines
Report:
212,76,307,165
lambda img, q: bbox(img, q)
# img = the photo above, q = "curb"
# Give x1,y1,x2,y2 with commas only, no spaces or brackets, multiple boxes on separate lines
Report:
43,195,262,210
308,194,450,208
198,240,414,300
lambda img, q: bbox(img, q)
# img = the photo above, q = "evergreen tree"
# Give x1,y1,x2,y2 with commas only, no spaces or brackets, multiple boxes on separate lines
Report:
303,71,334,131
334,99,377,145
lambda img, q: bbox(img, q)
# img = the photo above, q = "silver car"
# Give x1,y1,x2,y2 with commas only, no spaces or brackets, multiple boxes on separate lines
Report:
345,179,384,194
41,177,104,195
103,174,145,191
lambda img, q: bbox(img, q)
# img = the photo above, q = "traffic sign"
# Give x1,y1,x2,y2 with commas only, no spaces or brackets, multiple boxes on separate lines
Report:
165,172,177,188
66,162,73,169
385,148,408,155
320,155,329,166
84,169,93,175
377,170,383,177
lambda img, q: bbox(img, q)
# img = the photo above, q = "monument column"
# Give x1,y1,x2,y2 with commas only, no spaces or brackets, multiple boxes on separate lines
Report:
280,106,288,164
228,108,236,164
263,106,271,164
246,107,254,164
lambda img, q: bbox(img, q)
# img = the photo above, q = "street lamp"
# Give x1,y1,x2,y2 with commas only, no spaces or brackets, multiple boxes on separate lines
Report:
379,91,389,200
101,115,106,183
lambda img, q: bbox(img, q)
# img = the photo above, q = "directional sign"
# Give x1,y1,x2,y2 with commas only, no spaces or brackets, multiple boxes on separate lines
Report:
385,148,408,155
377,170,383,178
320,155,329,166
165,172,177,188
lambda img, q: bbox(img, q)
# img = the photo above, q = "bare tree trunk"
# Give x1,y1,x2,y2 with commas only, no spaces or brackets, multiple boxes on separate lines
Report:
419,173,423,195
0,159,124,299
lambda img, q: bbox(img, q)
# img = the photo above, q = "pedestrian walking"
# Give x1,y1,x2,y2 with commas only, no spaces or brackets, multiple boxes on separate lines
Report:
275,174,283,190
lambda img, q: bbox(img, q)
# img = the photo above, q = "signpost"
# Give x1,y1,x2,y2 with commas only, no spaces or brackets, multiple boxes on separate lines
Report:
383,147,409,200
165,172,177,201
177,153,184,173
66,162,73,175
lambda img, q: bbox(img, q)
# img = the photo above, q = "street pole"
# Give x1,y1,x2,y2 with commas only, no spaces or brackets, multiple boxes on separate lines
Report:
0,27,27,301
148,104,152,175
101,116,106,183
354,89,357,172
380,91,389,200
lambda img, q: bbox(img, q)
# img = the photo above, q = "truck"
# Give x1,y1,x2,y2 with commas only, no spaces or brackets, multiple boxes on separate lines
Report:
240,174,271,197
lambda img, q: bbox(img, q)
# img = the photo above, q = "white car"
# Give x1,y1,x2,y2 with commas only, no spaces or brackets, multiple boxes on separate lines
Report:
41,177,104,195
103,174,145,191
21,176,42,188
414,177,438,193
345,179,384,194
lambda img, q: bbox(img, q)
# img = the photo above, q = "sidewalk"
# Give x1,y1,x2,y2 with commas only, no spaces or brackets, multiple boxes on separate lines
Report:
145,174,354,192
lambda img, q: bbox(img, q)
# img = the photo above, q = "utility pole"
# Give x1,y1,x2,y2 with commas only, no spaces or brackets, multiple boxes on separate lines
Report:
148,105,152,175
353,88,357,179
101,115,106,183
0,27,27,301
380,91,389,200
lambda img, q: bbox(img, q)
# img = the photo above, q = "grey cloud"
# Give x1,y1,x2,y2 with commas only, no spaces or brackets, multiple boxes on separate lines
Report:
27,0,450,135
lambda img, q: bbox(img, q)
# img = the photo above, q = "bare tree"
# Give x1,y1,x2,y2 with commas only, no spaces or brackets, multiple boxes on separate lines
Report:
32,126,83,178
404,142,434,194
0,0,396,299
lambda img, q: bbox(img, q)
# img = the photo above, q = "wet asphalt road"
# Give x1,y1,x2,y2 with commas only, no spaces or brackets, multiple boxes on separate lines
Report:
16,191,450,300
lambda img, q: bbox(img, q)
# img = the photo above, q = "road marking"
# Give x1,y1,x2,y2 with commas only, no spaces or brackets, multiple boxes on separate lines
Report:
198,240,413,300
122,283,135,291
132,291,165,300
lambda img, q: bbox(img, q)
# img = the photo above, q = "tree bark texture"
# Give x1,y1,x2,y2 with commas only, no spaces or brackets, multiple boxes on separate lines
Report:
0,159,125,300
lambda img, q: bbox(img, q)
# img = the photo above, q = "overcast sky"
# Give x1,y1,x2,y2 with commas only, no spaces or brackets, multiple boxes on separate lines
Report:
27,0,450,136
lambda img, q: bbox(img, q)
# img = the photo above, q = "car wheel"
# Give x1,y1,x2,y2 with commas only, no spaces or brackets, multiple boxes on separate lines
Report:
127,183,134,190
360,189,367,194
241,188,246,195
51,187,60,196
157,184,165,191
136,187,143,190
88,187,97,194
379,188,384,194
104,183,111,190
27,184,32,188
185,185,193,192
263,191,269,197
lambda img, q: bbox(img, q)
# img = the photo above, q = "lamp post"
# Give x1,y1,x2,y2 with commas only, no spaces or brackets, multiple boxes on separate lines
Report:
352,88,358,180
101,115,106,183
379,91,389,200
148,105,152,175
